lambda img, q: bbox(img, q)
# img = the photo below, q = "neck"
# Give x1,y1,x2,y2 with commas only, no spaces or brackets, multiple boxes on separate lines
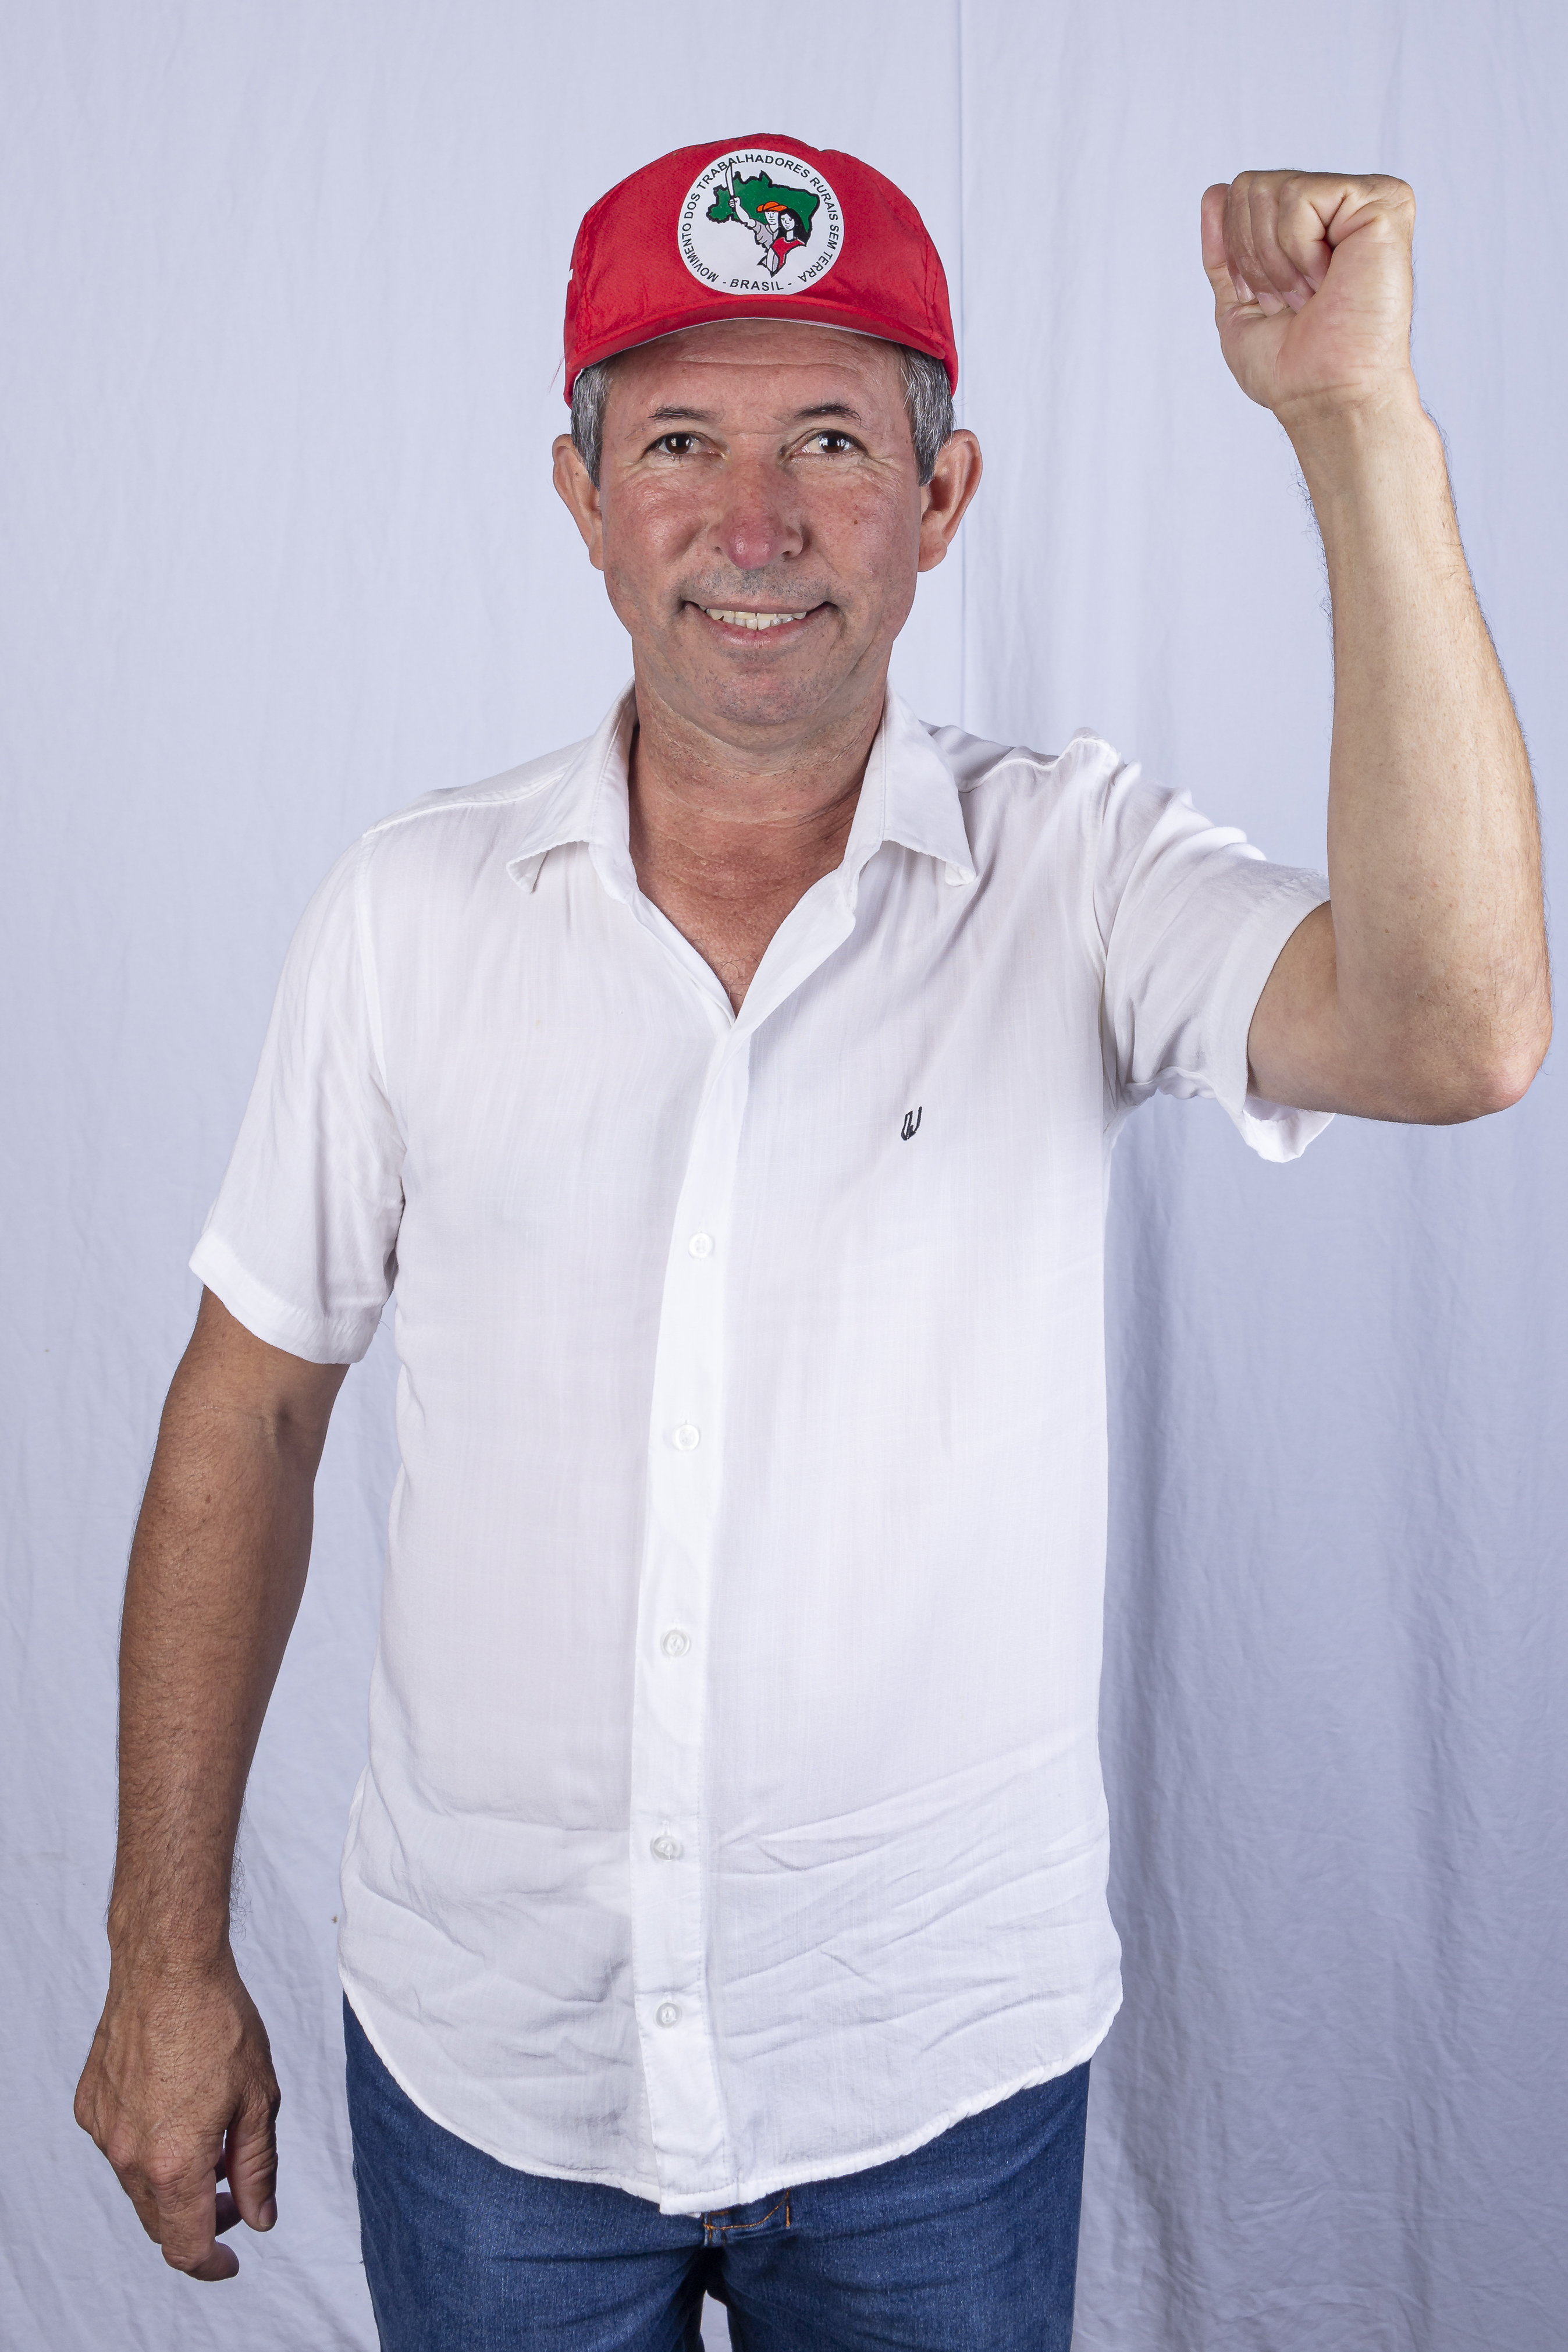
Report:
624,663,889,1011
627,662,886,891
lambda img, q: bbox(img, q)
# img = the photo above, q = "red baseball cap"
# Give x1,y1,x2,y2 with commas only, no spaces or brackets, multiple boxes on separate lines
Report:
563,136,957,402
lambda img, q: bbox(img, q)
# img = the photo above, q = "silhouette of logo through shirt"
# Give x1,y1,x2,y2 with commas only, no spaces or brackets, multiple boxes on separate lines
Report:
901,1107,923,1142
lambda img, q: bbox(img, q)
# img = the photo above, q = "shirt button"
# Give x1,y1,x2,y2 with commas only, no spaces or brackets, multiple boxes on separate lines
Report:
688,1232,714,1259
656,2001,681,2028
671,1423,701,1451
660,1628,691,1658
650,1832,683,1861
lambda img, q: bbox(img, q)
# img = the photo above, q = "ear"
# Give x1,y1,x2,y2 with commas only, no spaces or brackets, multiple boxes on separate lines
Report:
552,434,605,572
916,429,983,573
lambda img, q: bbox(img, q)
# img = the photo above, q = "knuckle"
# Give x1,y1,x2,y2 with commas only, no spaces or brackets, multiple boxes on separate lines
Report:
141,2148,192,2197
103,2130,142,2177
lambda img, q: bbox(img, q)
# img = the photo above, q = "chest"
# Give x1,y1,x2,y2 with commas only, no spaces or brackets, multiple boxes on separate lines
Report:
642,886,790,1014
375,839,1107,1292
630,861,843,1014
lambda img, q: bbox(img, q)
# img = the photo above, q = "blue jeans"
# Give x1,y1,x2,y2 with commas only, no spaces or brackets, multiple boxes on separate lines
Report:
345,1998,1087,2350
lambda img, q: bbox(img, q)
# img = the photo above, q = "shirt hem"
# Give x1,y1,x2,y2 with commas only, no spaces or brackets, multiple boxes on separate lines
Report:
339,1965,1121,2215
666,1996,1122,2215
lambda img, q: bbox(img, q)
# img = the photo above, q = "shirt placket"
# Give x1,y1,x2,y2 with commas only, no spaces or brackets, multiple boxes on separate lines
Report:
627,874,861,2204
628,1029,749,2188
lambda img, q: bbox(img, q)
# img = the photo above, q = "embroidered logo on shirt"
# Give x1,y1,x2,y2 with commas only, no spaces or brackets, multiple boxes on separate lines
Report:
901,1107,923,1142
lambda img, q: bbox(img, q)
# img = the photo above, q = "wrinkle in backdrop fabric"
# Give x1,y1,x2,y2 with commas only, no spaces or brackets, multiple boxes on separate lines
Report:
1,5,1562,2349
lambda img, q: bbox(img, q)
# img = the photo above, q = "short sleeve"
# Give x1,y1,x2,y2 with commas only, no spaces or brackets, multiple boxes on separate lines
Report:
1094,758,1334,1164
190,837,405,1363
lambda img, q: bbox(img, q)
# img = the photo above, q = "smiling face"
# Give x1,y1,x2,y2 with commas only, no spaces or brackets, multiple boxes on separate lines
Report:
552,319,980,755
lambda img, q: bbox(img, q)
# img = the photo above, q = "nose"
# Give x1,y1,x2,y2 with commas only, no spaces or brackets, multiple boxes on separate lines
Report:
710,453,804,574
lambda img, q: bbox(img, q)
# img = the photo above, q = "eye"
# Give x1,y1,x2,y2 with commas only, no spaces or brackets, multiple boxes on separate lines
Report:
650,432,704,458
801,430,858,456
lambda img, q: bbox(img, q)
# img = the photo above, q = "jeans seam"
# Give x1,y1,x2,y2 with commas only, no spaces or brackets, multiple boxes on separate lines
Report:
703,2194,791,2242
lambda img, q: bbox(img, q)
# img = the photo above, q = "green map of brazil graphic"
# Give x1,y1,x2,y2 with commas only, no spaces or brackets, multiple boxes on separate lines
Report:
706,169,820,278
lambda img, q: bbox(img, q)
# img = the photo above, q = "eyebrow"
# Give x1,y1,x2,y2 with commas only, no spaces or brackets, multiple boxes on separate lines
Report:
644,402,867,426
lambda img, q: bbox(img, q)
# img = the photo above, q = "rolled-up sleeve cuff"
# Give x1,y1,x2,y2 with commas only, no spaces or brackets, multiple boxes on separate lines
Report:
190,1225,385,1365
1204,868,1335,1164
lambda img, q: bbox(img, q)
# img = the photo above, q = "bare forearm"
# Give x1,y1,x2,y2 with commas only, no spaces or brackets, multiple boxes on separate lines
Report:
1294,384,1548,1113
107,1297,343,1974
111,1422,311,1966
77,1295,346,2279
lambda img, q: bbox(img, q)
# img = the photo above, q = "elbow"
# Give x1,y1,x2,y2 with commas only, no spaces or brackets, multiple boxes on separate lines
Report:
1476,1021,1552,1115
1336,940,1554,1123
1449,1001,1553,1121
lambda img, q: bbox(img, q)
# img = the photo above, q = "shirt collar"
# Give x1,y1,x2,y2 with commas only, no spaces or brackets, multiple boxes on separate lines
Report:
840,685,977,889
504,690,639,898
505,681,976,898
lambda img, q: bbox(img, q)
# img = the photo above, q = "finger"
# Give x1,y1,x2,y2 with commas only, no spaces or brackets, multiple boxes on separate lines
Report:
1225,175,1304,316
93,2114,176,2247
1261,169,1413,292
1271,172,1345,293
120,2170,169,2244
213,2156,241,2236
186,2241,241,2282
1225,176,1278,308
185,2241,241,2282
1205,180,1258,305
97,2122,241,2273
1241,175,1318,312
1199,183,1239,304
144,2158,240,2282
222,2076,281,2232
1224,175,1261,304
1201,182,1265,317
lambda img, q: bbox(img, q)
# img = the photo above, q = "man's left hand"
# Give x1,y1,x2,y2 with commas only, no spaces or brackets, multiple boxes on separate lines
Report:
1201,172,1416,428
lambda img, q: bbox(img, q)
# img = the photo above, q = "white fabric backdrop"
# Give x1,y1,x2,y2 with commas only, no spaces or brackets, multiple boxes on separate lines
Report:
3,4,1562,2346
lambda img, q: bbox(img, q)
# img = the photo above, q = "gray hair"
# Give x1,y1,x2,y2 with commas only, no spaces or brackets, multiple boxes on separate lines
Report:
569,343,954,488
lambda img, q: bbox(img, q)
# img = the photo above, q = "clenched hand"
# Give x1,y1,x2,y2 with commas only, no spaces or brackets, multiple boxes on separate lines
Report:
75,1950,280,2281
75,1950,280,2280
1201,170,1417,425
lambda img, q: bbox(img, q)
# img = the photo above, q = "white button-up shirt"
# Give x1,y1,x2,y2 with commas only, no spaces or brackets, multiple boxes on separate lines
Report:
193,687,1330,2213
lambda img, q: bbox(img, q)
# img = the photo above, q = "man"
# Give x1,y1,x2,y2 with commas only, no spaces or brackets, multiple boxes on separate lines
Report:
75,134,1548,2350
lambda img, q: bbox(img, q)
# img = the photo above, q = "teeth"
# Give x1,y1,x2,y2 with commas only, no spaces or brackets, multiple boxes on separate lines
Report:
702,608,809,630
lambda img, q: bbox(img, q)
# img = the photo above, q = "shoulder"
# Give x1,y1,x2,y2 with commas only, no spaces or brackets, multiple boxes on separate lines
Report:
314,730,607,955
922,722,1131,884
364,737,583,840
357,736,590,878
927,720,1125,815
922,720,1238,885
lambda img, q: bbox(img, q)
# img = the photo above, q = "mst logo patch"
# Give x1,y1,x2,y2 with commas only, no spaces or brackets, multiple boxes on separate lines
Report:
678,149,845,296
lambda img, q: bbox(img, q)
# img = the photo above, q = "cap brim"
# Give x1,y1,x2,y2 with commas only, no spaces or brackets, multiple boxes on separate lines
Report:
565,300,958,400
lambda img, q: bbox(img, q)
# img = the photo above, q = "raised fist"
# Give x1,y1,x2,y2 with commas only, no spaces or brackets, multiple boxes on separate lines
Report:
1201,171,1417,427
